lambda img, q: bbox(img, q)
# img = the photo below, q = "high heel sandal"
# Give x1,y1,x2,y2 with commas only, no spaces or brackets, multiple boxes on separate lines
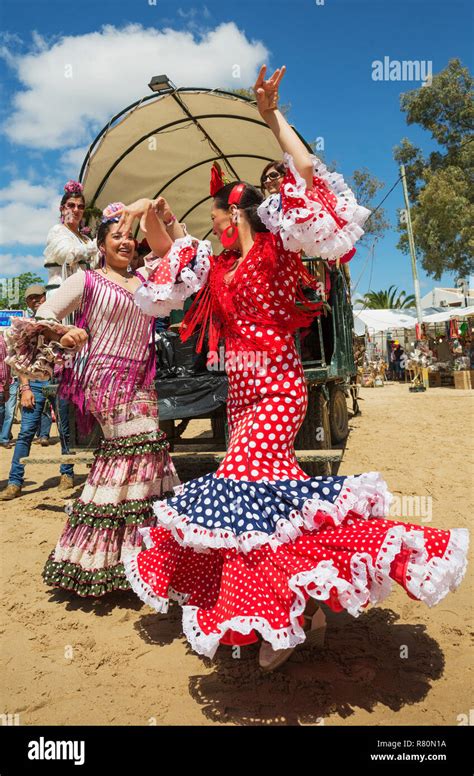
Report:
303,606,327,649
258,641,296,673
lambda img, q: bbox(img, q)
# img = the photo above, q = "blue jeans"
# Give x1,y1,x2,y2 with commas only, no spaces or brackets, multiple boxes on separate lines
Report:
8,381,74,486
0,379,19,443
36,404,53,439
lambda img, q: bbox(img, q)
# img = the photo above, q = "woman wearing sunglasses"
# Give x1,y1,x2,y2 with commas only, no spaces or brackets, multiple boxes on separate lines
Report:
44,180,98,298
260,161,286,195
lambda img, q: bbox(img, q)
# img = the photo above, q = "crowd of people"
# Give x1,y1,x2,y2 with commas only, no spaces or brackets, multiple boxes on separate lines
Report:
1,65,468,672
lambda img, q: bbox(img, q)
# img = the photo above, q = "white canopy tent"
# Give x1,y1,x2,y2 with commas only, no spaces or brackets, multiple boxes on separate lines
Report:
353,305,474,334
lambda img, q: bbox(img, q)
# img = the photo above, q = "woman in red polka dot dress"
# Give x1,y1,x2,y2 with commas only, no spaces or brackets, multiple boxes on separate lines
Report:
117,66,469,671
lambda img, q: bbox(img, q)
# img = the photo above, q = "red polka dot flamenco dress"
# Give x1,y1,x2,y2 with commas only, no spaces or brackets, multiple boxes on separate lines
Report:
124,153,469,658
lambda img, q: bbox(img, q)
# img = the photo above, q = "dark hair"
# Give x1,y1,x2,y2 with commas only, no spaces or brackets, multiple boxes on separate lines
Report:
96,220,114,249
260,160,286,192
60,191,85,209
213,182,268,233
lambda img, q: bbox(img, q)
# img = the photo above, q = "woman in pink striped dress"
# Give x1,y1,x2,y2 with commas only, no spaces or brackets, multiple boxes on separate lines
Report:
6,203,209,596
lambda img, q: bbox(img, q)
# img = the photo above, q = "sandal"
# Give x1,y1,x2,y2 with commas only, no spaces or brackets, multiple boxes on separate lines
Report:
258,640,296,673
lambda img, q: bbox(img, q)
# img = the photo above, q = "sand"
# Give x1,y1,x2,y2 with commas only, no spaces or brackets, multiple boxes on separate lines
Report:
0,382,472,726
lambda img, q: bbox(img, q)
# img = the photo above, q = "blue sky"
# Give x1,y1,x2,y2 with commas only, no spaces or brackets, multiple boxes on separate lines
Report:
0,0,472,300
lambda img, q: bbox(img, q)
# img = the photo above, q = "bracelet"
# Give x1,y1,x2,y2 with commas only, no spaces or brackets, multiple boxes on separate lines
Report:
20,384,31,392
163,214,177,227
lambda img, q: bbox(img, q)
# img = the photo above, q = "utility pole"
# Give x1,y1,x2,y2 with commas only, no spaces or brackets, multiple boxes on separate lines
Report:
400,164,423,327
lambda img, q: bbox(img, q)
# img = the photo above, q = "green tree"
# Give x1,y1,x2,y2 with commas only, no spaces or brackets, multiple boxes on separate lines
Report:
394,58,474,279
0,272,44,310
361,285,416,309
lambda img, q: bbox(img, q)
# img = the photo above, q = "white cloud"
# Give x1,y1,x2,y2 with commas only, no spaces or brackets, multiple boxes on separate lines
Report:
0,252,47,278
60,146,90,178
2,22,268,151
0,180,59,246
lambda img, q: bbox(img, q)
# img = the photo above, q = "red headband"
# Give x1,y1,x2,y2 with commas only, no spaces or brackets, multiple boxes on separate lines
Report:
228,183,245,206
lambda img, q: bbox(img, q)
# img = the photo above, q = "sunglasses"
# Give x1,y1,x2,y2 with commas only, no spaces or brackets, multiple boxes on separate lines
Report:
64,202,85,211
263,171,283,183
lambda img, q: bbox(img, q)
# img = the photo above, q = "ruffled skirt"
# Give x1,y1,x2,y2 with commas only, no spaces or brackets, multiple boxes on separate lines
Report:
43,387,180,597
124,471,468,658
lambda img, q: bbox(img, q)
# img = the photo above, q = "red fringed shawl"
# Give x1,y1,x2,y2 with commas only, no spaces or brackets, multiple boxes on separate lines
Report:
180,232,324,358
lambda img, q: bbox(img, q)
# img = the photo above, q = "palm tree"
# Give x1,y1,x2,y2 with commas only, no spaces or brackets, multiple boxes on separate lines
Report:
361,285,416,309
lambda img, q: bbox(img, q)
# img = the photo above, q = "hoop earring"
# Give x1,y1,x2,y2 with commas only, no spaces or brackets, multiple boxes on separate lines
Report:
100,252,107,272
220,224,239,249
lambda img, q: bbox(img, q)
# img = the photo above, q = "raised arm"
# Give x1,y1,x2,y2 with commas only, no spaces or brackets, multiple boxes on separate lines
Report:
115,197,185,256
253,65,313,188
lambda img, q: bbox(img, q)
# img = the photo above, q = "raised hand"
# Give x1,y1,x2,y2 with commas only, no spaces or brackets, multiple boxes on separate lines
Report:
153,197,173,223
115,199,153,236
253,64,286,117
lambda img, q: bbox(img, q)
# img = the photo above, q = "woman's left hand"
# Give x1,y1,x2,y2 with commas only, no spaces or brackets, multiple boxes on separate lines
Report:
253,64,286,118
115,199,153,235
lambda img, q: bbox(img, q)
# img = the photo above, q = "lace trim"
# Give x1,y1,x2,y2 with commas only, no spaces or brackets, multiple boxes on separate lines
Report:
123,554,190,612
180,524,469,658
134,236,211,318
403,526,469,607
151,471,392,554
257,152,371,261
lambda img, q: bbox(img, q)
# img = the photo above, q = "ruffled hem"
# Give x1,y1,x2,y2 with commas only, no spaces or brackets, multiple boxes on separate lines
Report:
65,497,156,529
42,554,131,597
5,317,76,379
123,554,190,611
180,524,470,658
92,429,169,459
134,236,211,317
257,152,371,261
403,527,469,607
150,471,392,554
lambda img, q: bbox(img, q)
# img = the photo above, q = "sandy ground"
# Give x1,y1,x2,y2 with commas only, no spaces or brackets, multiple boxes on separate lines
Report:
0,381,472,726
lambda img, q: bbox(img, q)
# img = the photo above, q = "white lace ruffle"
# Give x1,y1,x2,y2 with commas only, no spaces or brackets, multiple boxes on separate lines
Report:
123,554,190,613
134,236,211,317
257,152,371,261
403,526,469,607
151,471,392,554
180,524,470,658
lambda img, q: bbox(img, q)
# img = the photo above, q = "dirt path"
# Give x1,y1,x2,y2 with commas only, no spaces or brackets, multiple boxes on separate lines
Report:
0,382,472,726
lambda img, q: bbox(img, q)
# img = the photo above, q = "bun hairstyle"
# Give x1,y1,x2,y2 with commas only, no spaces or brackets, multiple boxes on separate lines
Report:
60,180,85,209
260,160,286,192
213,182,268,233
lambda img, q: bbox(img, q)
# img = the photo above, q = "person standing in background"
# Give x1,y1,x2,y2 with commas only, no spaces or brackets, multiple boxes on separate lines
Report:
44,180,98,301
0,285,75,500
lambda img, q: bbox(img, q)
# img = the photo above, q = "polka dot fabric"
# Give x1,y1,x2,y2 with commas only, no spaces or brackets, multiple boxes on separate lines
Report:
124,193,469,658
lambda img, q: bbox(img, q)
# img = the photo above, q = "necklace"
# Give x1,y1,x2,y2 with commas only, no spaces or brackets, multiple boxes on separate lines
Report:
103,267,134,284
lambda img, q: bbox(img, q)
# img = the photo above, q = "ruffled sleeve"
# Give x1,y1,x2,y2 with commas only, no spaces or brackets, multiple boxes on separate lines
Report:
5,318,77,380
133,235,212,318
257,152,371,262
4,271,85,379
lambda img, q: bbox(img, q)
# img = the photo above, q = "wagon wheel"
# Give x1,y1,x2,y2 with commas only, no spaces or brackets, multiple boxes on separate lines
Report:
211,407,227,444
295,385,332,477
329,384,349,444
